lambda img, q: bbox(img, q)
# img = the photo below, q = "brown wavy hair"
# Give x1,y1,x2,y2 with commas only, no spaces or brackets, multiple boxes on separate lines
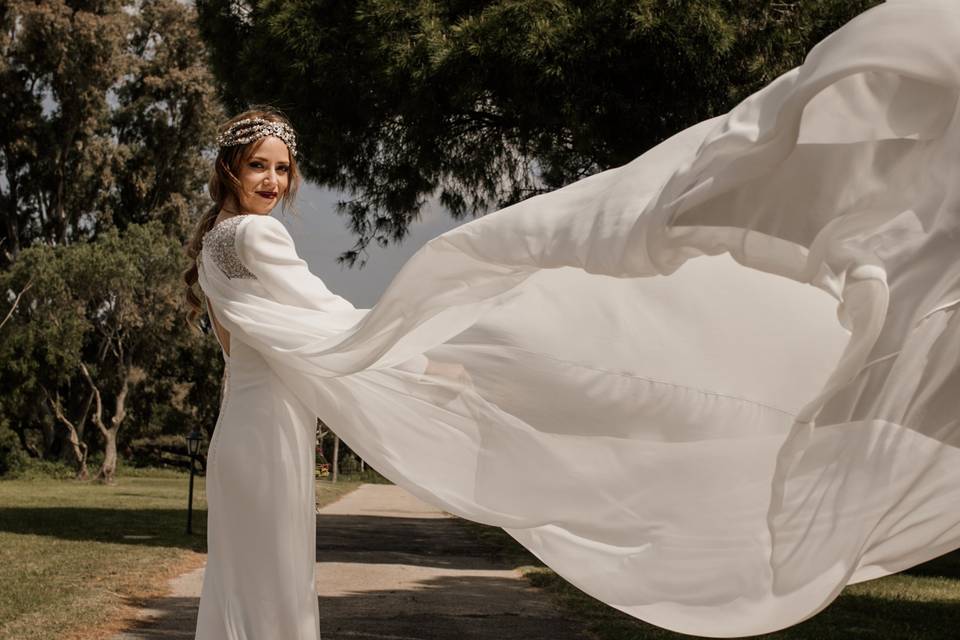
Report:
182,106,302,329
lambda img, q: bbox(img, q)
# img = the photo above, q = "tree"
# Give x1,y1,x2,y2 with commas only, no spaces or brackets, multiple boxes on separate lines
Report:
0,243,90,471
0,0,130,256
0,0,227,478
110,0,225,235
73,223,189,483
0,0,224,263
0,222,218,482
195,0,881,267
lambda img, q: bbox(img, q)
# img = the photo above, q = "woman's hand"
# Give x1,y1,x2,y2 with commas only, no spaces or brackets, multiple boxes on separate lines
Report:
423,358,473,386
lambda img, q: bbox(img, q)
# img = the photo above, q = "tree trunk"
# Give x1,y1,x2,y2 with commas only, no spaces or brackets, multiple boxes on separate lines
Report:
40,419,56,456
52,136,70,245
2,165,21,265
81,361,130,485
68,436,89,481
44,388,90,480
15,425,41,459
316,421,325,461
97,427,119,484
332,434,340,484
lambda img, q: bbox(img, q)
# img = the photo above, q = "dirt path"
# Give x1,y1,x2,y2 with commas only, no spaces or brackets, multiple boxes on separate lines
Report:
113,483,589,639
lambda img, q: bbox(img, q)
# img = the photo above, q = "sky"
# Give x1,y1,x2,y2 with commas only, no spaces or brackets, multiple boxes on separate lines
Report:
280,183,470,309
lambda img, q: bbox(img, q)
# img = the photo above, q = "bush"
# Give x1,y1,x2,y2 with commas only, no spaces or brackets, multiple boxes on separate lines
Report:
334,467,392,485
339,452,360,475
127,434,199,471
0,421,28,477
13,457,76,481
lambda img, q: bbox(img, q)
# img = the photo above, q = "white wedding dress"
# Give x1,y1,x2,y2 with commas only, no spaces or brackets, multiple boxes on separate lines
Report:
194,1,960,637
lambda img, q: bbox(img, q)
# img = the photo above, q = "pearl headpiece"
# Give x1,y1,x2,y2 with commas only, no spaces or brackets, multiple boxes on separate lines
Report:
216,117,298,158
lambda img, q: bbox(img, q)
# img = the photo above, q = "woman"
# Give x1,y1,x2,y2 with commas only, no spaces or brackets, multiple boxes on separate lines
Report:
184,112,468,638
185,1,960,637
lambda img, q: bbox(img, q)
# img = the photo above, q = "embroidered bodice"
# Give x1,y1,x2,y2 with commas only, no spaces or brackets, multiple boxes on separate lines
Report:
200,215,256,279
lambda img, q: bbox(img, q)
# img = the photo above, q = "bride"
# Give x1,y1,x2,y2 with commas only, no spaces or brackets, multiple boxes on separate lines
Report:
184,1,960,637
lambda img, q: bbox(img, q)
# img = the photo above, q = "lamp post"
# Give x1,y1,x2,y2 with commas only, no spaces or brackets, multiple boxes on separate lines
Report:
186,429,202,535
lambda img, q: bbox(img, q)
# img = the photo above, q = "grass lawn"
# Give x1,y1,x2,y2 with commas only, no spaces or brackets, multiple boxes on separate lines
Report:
0,469,363,640
462,521,960,640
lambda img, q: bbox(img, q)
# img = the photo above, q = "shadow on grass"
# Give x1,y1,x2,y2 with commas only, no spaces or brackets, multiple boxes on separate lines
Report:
0,507,208,552
550,579,960,640
0,506,503,564
901,551,960,581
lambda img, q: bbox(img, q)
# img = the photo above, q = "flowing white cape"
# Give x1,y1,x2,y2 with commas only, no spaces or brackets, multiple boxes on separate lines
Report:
199,1,960,635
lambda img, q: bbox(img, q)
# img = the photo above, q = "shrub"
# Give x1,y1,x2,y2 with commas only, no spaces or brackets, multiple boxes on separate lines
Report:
339,452,360,475
0,421,28,477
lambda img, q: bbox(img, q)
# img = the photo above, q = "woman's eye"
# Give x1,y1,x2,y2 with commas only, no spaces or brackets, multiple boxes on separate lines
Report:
248,163,288,172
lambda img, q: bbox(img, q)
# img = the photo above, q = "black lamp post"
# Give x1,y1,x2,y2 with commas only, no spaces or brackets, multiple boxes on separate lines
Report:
186,428,203,535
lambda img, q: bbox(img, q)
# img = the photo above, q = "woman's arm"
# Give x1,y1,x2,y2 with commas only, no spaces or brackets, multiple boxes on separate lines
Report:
236,215,433,376
235,214,356,312
394,353,430,376
422,358,472,384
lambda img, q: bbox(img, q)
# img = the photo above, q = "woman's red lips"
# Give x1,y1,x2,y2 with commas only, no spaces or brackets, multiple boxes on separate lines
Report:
257,191,277,199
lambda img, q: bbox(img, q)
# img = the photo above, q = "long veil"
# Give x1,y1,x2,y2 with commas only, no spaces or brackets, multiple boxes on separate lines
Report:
198,1,960,636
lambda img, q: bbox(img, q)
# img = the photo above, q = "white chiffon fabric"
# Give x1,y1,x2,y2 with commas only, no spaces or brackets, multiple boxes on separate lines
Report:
195,1,960,637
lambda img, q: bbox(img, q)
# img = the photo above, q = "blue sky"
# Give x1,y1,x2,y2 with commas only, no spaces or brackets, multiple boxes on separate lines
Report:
280,183,469,308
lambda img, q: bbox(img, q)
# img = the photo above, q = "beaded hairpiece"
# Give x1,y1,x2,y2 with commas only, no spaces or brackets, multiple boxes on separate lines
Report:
216,117,298,158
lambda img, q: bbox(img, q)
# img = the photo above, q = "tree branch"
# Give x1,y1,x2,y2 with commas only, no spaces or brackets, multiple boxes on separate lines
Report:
0,278,33,331
42,388,73,429
79,362,108,439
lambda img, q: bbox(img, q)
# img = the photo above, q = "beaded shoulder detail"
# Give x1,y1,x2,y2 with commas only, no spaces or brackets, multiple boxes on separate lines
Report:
199,215,256,279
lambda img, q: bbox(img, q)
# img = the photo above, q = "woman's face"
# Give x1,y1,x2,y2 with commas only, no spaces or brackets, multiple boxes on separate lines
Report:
234,135,291,214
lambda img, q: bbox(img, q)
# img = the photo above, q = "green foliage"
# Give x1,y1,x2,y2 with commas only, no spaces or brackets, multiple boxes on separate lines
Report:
0,221,224,476
339,467,392,485
129,312,224,445
0,420,28,477
0,0,225,260
5,456,78,481
0,0,227,477
127,433,202,470
0,242,90,449
196,0,881,267
339,451,361,475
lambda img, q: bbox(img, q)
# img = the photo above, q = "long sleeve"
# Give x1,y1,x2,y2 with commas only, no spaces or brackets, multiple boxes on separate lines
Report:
235,214,356,312
235,214,429,375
